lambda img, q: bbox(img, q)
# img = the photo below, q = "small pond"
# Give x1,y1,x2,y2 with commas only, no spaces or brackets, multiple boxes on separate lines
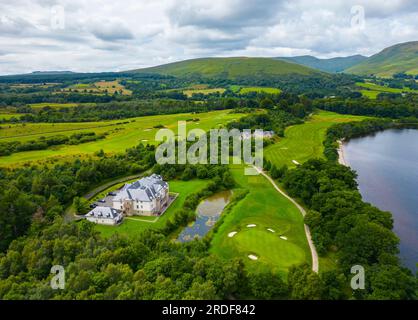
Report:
177,190,232,242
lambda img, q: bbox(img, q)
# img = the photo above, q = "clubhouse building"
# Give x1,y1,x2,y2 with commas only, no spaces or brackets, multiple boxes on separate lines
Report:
84,174,170,225
112,174,170,216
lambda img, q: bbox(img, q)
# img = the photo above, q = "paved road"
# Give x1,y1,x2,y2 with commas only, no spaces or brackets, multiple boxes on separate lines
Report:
253,166,319,273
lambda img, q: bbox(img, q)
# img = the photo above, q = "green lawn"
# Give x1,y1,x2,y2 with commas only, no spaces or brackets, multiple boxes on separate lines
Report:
95,179,209,237
210,165,310,276
0,110,244,167
264,111,368,168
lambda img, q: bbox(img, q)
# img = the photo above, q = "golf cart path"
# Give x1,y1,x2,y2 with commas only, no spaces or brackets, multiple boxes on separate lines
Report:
253,166,319,273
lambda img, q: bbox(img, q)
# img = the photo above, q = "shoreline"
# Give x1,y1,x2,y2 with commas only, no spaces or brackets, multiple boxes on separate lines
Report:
337,140,349,166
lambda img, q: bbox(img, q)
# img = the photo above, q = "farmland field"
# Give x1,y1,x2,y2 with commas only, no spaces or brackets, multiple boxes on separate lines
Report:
239,86,281,94
95,179,209,237
210,164,310,276
59,80,132,95
356,82,418,99
183,87,226,97
0,113,24,120
28,102,96,110
265,111,369,168
0,110,244,167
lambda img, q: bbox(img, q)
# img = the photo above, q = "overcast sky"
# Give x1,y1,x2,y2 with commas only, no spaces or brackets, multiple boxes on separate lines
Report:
0,0,417,75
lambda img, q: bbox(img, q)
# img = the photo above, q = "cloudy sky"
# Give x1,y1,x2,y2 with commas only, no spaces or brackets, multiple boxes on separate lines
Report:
0,0,417,75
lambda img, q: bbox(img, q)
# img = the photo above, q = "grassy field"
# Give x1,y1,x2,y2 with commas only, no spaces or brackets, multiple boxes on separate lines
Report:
265,111,369,168
239,86,281,94
60,80,132,95
10,83,60,89
28,102,97,110
346,41,418,77
356,82,418,99
134,57,320,79
183,88,226,97
0,113,24,120
0,110,244,167
210,165,310,276
95,179,209,237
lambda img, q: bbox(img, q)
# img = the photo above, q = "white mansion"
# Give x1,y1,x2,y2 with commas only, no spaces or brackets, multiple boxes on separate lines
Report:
112,174,169,216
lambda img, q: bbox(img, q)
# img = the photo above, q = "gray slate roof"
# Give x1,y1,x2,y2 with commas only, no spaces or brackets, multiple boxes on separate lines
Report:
113,174,168,202
86,206,120,219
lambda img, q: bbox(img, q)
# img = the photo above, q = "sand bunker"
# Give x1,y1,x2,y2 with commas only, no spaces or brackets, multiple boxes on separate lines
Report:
247,224,257,228
292,160,300,165
143,129,152,132
280,236,288,240
267,228,275,233
228,231,238,238
248,255,259,261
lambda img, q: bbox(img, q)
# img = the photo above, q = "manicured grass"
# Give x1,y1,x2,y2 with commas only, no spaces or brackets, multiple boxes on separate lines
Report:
356,82,418,99
210,165,310,276
239,86,281,94
0,110,244,167
95,179,209,237
264,111,369,168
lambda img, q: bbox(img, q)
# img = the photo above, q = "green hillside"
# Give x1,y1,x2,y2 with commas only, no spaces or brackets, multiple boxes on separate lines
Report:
346,41,418,77
131,57,321,79
277,55,366,73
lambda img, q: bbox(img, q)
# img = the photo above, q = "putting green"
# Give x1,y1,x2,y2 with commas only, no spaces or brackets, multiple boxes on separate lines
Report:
233,228,305,268
210,165,310,276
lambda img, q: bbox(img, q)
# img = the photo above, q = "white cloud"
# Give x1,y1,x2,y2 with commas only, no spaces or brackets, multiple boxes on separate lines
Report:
0,0,417,74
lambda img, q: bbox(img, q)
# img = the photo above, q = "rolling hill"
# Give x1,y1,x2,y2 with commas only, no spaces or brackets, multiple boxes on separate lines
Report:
346,41,418,77
130,57,322,79
276,55,367,73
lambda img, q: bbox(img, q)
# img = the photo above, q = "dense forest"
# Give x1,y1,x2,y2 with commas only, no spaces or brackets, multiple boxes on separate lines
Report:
316,95,418,119
280,159,416,299
0,132,106,156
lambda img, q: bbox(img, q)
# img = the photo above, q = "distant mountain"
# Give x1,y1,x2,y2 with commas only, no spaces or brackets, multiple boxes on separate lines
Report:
130,57,322,79
275,55,367,73
30,71,75,75
346,41,418,77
